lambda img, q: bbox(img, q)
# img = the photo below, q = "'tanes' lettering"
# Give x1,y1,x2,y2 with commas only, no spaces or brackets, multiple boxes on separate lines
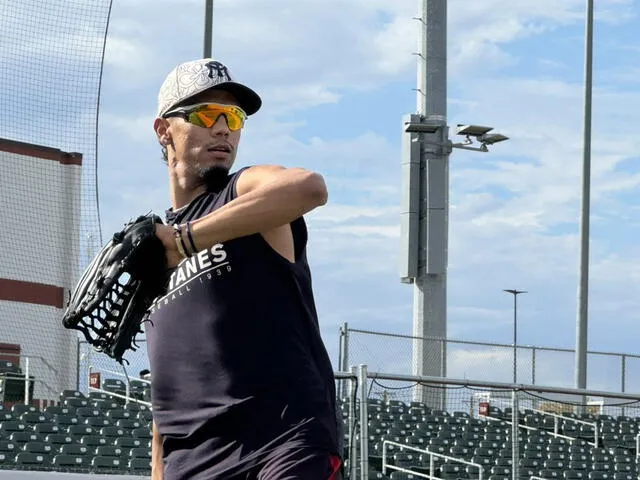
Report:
169,244,228,290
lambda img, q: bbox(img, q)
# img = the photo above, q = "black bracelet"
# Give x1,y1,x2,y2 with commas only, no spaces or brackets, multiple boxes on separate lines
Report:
186,221,199,254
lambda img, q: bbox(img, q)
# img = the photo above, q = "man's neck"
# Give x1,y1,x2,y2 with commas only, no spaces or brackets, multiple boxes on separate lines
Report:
169,181,206,211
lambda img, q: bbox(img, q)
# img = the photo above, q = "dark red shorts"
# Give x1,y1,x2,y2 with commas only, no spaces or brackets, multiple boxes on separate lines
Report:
243,448,342,480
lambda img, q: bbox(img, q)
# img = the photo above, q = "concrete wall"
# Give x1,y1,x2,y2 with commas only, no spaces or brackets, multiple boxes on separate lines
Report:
0,138,83,401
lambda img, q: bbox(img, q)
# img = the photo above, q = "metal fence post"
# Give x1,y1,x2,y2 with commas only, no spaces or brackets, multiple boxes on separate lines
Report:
531,348,536,385
338,323,349,400
512,388,519,480
24,356,30,406
349,366,358,480
344,324,350,372
621,354,626,393
358,364,369,480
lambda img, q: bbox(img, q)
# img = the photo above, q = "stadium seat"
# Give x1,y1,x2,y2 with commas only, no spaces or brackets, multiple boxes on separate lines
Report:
60,444,90,456
132,426,152,440
114,436,143,449
46,405,75,416
15,451,50,468
68,425,96,437
80,435,108,447
0,420,26,434
60,389,86,401
129,456,151,473
45,433,74,446
64,397,89,408
115,418,143,429
95,445,124,457
130,446,150,458
52,453,86,469
23,441,53,455
33,422,60,436
91,455,125,471
10,431,41,443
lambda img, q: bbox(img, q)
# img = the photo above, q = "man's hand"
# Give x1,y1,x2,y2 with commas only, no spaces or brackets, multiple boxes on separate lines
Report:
155,223,184,269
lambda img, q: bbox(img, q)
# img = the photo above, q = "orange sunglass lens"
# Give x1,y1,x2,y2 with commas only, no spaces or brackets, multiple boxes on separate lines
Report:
189,108,244,130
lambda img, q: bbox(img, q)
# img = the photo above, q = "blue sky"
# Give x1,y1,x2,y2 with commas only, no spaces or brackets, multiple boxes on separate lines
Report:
9,0,640,393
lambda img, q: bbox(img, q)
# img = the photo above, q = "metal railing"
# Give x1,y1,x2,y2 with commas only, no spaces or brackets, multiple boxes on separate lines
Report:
1,354,60,405
87,365,152,408
343,366,640,480
481,397,599,447
381,440,484,480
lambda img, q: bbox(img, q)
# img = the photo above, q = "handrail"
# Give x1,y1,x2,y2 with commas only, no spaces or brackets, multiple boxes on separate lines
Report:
99,367,151,385
87,385,152,409
368,371,640,402
481,413,596,447
87,365,151,408
381,440,484,480
0,353,60,376
481,397,599,447
5,372,59,404
347,327,640,359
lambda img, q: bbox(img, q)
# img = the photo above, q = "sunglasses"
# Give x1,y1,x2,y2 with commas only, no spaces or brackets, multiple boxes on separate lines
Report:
163,102,247,131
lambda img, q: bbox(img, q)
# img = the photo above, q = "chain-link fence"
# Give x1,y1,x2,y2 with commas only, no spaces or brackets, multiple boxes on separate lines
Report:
340,326,640,393
1,0,111,405
351,366,640,480
77,337,150,394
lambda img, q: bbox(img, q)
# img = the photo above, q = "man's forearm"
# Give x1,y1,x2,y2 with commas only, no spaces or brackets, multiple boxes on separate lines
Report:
151,422,164,480
188,169,327,249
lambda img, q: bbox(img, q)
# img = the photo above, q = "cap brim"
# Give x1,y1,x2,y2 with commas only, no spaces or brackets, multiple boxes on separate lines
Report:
209,82,262,116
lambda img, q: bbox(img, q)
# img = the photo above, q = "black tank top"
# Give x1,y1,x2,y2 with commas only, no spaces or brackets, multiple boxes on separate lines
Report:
145,168,340,479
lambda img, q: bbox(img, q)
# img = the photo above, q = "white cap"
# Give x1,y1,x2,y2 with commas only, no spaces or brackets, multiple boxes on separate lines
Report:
157,58,262,118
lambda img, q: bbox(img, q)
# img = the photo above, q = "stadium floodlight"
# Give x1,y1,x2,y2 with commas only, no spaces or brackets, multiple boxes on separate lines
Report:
448,124,510,153
456,124,494,137
405,121,441,134
479,133,509,145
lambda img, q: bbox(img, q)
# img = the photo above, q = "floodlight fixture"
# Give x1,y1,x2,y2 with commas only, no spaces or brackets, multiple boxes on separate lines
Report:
480,133,509,145
456,124,494,137
405,122,441,134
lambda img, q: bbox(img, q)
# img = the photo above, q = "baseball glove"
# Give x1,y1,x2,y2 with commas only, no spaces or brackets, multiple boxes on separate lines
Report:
62,213,168,364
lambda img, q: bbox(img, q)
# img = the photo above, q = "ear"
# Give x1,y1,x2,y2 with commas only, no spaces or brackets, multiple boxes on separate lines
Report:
154,117,172,145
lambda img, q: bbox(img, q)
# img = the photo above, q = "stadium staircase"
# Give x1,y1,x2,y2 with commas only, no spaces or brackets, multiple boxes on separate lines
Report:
339,397,640,480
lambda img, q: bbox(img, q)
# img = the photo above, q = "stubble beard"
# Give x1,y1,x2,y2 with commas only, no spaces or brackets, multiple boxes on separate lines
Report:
196,164,231,193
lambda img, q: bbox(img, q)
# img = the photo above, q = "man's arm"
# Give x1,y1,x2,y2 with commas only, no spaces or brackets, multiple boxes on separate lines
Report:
157,165,328,266
151,421,163,480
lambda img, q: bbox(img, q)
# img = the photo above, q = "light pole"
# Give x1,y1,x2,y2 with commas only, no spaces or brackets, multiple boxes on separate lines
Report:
504,289,527,384
399,0,510,407
575,0,594,394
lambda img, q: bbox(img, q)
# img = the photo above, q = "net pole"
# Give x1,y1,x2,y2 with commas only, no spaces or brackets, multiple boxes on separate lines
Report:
204,0,213,57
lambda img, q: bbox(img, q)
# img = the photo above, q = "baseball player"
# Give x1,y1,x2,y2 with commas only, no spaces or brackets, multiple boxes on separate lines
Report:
145,58,343,479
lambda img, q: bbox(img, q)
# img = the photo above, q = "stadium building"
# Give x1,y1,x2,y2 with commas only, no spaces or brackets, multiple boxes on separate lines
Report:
0,137,82,407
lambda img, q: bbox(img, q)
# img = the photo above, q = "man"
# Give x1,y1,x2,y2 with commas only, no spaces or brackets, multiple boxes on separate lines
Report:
145,58,343,480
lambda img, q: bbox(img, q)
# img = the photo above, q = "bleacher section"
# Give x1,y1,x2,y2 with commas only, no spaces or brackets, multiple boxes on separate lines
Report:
339,398,639,480
0,380,151,476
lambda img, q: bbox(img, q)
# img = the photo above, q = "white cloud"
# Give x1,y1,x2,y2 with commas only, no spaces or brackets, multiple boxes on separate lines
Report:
19,0,636,392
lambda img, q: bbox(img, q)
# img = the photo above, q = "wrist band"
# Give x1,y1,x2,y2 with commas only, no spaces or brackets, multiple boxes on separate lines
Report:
185,222,199,254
